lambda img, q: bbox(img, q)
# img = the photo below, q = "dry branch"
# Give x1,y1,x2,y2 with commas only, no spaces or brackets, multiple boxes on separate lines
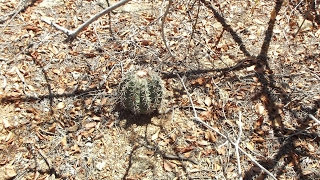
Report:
161,0,174,57
41,0,131,42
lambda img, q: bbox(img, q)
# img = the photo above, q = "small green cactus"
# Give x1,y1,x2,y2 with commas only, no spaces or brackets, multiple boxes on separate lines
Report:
118,68,164,114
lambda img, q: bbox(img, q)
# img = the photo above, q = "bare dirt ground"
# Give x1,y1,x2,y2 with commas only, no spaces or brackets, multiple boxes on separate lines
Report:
0,0,319,179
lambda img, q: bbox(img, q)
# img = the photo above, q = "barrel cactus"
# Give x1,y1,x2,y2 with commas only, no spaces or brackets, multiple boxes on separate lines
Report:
118,68,164,114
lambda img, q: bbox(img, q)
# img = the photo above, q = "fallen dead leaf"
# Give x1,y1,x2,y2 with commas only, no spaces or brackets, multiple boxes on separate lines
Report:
246,142,255,151
60,136,67,147
217,147,226,155
204,96,212,106
214,163,221,171
2,119,11,129
85,122,97,130
3,164,17,179
151,129,160,141
163,160,176,172
56,102,66,110
52,69,61,74
175,146,194,153
205,131,216,143
307,144,315,152
140,39,153,46
70,144,81,153
5,132,14,142
255,103,265,115
252,136,265,143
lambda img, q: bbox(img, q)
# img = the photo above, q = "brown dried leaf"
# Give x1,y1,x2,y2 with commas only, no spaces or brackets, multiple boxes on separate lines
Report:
2,119,11,129
254,116,264,129
163,160,176,172
246,142,255,151
60,136,67,147
214,163,221,171
252,136,265,143
200,111,212,120
183,151,192,158
5,132,14,142
217,147,226,155
71,144,81,153
255,103,265,115
151,129,160,141
140,39,152,46
3,164,17,179
84,99,92,106
197,140,210,146
175,146,194,153
48,123,56,133
204,96,212,106
85,122,97,130
92,116,101,121
205,131,216,143
52,69,61,74
24,24,41,32
307,144,315,152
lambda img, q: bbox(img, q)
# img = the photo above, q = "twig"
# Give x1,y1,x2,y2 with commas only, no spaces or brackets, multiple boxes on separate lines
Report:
188,0,201,43
14,66,28,95
161,0,174,57
283,114,320,141
1,0,30,32
177,74,277,180
1,73,6,90
309,114,320,125
38,150,52,171
41,0,131,42
161,153,198,165
236,111,243,180
97,0,115,38
99,62,118,88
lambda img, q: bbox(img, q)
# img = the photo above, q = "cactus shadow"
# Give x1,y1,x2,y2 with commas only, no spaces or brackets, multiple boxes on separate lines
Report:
119,109,160,127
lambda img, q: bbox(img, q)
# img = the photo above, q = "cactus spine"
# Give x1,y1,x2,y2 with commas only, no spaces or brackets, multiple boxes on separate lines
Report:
118,68,164,114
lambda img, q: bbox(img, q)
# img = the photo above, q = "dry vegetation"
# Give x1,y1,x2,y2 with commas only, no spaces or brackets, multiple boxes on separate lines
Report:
0,0,319,179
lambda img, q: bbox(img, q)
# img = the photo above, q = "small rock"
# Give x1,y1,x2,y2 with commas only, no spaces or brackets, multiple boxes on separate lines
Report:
96,161,106,171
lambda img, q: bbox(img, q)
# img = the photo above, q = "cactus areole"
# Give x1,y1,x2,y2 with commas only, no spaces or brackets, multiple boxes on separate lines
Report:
119,69,164,114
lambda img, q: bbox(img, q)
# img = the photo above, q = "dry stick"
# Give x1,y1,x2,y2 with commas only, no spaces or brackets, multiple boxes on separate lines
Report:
188,0,200,44
284,114,320,141
41,0,131,42
308,114,320,125
0,0,28,33
161,0,174,57
235,111,243,180
177,74,277,180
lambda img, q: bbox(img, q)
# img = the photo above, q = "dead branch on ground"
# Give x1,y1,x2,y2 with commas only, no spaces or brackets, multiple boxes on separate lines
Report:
41,0,131,42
